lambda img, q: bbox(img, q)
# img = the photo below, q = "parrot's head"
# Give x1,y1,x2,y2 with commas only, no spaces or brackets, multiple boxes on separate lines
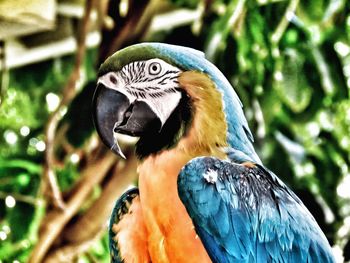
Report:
93,43,259,161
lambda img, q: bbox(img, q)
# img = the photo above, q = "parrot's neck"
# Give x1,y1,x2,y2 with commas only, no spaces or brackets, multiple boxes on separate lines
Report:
137,71,228,262
176,71,228,155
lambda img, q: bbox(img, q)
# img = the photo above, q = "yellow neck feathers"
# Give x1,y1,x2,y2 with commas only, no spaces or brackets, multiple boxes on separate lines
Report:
177,71,228,157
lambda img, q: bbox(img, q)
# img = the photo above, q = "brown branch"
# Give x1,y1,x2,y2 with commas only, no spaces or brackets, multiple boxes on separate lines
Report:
62,150,137,243
43,151,138,262
98,0,150,64
43,228,105,263
28,151,116,263
41,0,96,209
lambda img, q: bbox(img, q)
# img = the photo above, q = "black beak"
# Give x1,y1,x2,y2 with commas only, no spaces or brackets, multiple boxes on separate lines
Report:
92,84,161,157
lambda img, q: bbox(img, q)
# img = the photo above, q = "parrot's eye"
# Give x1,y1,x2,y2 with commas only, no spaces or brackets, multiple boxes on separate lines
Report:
149,62,161,75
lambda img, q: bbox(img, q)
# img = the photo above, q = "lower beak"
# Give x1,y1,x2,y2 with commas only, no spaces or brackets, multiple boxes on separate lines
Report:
92,84,161,157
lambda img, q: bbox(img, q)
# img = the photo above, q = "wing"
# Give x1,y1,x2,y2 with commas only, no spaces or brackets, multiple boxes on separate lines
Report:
109,188,150,263
178,157,335,263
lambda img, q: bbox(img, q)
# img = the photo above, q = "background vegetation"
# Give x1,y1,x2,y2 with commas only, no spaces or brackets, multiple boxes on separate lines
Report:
0,0,349,262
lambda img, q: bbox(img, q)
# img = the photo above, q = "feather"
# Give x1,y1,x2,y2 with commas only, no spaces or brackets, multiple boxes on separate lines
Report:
178,156,335,263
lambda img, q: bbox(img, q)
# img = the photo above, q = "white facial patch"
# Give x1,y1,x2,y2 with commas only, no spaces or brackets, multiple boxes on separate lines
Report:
98,58,182,127
145,92,182,127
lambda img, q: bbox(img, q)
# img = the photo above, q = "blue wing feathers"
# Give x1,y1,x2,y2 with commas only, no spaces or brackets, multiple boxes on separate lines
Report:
197,226,234,263
178,156,335,263
108,188,139,263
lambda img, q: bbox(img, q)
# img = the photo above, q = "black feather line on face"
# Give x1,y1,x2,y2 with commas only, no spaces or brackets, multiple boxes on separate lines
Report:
164,88,178,93
146,70,180,82
134,64,144,82
130,85,146,92
144,86,160,90
135,90,193,159
158,76,170,85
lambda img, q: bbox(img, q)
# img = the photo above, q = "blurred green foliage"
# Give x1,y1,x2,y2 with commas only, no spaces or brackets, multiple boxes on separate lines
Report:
1,0,350,262
0,50,102,261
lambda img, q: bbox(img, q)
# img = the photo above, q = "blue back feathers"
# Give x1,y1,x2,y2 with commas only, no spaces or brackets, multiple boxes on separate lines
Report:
178,157,335,263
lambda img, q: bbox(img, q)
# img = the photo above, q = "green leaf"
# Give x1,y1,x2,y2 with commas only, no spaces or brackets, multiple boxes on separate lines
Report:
0,159,41,175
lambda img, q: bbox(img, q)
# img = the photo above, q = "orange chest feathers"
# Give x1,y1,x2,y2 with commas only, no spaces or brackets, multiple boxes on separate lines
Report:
138,152,211,263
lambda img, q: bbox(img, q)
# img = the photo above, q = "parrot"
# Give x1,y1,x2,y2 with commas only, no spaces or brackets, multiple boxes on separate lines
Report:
92,43,335,263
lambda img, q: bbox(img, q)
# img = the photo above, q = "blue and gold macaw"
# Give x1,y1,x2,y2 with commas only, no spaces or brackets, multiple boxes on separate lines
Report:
92,43,335,262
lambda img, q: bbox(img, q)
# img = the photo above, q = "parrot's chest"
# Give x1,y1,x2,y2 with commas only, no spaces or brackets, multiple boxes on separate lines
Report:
138,153,211,263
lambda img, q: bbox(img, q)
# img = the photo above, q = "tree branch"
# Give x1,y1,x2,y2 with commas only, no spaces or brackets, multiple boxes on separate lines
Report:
98,0,150,64
41,0,95,209
44,228,105,263
28,150,116,263
43,151,137,262
62,150,137,243
270,0,300,44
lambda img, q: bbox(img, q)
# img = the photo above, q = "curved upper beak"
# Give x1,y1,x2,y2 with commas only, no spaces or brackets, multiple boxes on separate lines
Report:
92,84,161,158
